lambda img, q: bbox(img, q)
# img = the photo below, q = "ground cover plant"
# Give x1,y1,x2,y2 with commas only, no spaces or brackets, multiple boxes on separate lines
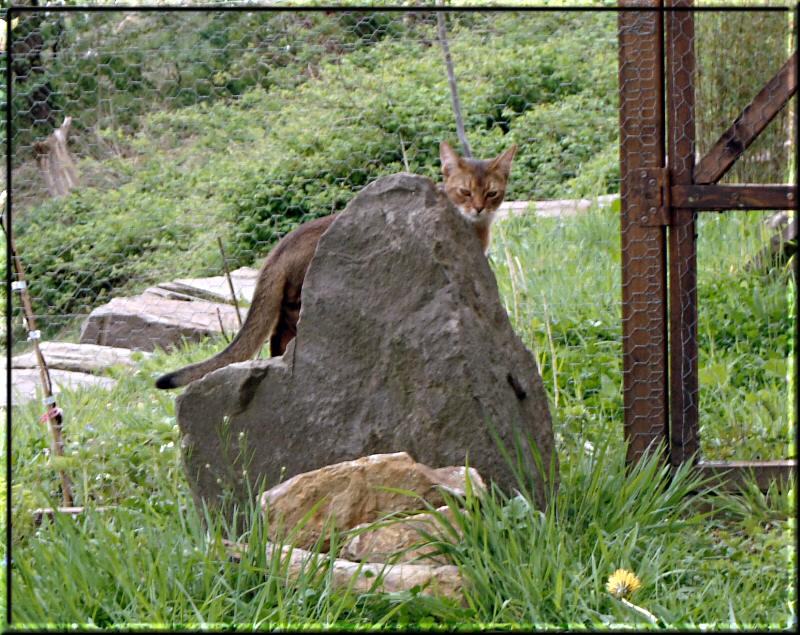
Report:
4,5,794,629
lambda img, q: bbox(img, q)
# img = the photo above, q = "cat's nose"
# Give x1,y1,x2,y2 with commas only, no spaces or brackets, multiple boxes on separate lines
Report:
475,206,484,214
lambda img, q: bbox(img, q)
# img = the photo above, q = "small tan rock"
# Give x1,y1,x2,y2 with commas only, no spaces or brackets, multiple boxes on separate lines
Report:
343,506,457,564
260,452,484,550
265,541,463,600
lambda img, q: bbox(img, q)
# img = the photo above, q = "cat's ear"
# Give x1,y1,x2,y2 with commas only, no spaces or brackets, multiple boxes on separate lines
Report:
490,144,518,177
440,141,462,178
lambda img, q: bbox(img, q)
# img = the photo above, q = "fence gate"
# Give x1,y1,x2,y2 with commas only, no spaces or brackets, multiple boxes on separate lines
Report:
618,0,796,490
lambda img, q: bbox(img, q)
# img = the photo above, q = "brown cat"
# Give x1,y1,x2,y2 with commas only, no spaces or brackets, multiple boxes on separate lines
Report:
155,141,517,389
439,141,516,253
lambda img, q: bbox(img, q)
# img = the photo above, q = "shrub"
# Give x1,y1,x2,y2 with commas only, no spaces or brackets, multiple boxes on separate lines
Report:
14,11,620,335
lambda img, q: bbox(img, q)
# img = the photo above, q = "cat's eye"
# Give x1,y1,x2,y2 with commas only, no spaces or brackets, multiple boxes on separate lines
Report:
458,188,471,198
487,190,499,198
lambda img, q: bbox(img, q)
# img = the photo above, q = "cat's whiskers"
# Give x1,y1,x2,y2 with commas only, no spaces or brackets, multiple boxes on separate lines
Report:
457,206,495,225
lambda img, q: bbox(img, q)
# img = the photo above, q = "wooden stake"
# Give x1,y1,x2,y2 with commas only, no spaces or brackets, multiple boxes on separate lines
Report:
2,191,74,506
217,237,243,328
216,307,231,344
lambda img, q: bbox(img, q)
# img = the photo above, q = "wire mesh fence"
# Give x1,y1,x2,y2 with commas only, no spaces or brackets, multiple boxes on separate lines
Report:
3,5,794,471
694,8,793,185
619,1,794,472
669,5,794,467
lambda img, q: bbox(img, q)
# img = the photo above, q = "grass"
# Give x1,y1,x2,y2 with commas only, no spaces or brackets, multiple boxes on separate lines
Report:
492,207,623,457
3,201,794,628
424,444,793,627
5,414,795,627
491,205,793,462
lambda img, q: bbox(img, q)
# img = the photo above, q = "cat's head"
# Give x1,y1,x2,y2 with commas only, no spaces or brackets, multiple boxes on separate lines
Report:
440,141,517,224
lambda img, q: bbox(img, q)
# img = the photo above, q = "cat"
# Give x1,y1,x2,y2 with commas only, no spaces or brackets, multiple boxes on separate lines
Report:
155,141,517,389
438,141,516,253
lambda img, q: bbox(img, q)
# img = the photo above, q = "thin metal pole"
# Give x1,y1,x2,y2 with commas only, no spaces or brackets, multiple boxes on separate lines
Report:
436,6,472,158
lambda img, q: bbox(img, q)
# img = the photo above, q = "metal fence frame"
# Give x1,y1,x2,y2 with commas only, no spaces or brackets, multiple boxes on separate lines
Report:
618,0,797,490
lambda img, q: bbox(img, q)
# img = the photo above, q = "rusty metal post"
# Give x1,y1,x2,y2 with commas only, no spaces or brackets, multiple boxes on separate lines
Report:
666,2,700,466
618,1,670,464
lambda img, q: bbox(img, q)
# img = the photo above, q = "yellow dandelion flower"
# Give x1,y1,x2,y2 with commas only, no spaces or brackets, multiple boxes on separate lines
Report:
606,568,642,599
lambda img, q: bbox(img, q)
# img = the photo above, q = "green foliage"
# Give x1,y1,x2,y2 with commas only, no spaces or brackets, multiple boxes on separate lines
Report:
9,10,428,149
695,212,793,460
694,9,792,184
491,206,791,463
423,445,734,626
15,171,229,334
508,93,619,199
14,11,619,331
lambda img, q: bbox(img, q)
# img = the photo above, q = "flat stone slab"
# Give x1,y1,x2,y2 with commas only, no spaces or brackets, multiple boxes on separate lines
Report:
3,367,116,407
79,294,244,352
144,286,207,303
496,194,618,220
12,342,151,374
153,267,258,305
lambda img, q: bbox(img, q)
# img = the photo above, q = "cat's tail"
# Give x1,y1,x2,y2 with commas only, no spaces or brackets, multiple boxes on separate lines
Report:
155,267,284,389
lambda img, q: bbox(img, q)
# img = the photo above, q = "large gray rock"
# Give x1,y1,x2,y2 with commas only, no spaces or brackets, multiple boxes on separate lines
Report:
80,294,243,352
176,174,557,517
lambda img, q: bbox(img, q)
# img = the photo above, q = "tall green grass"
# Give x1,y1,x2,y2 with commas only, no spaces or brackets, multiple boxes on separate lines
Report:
4,203,794,628
8,413,793,627
423,442,793,627
11,487,466,627
491,205,792,461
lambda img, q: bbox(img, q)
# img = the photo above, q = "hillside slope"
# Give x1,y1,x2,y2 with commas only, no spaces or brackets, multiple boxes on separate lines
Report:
13,11,619,338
